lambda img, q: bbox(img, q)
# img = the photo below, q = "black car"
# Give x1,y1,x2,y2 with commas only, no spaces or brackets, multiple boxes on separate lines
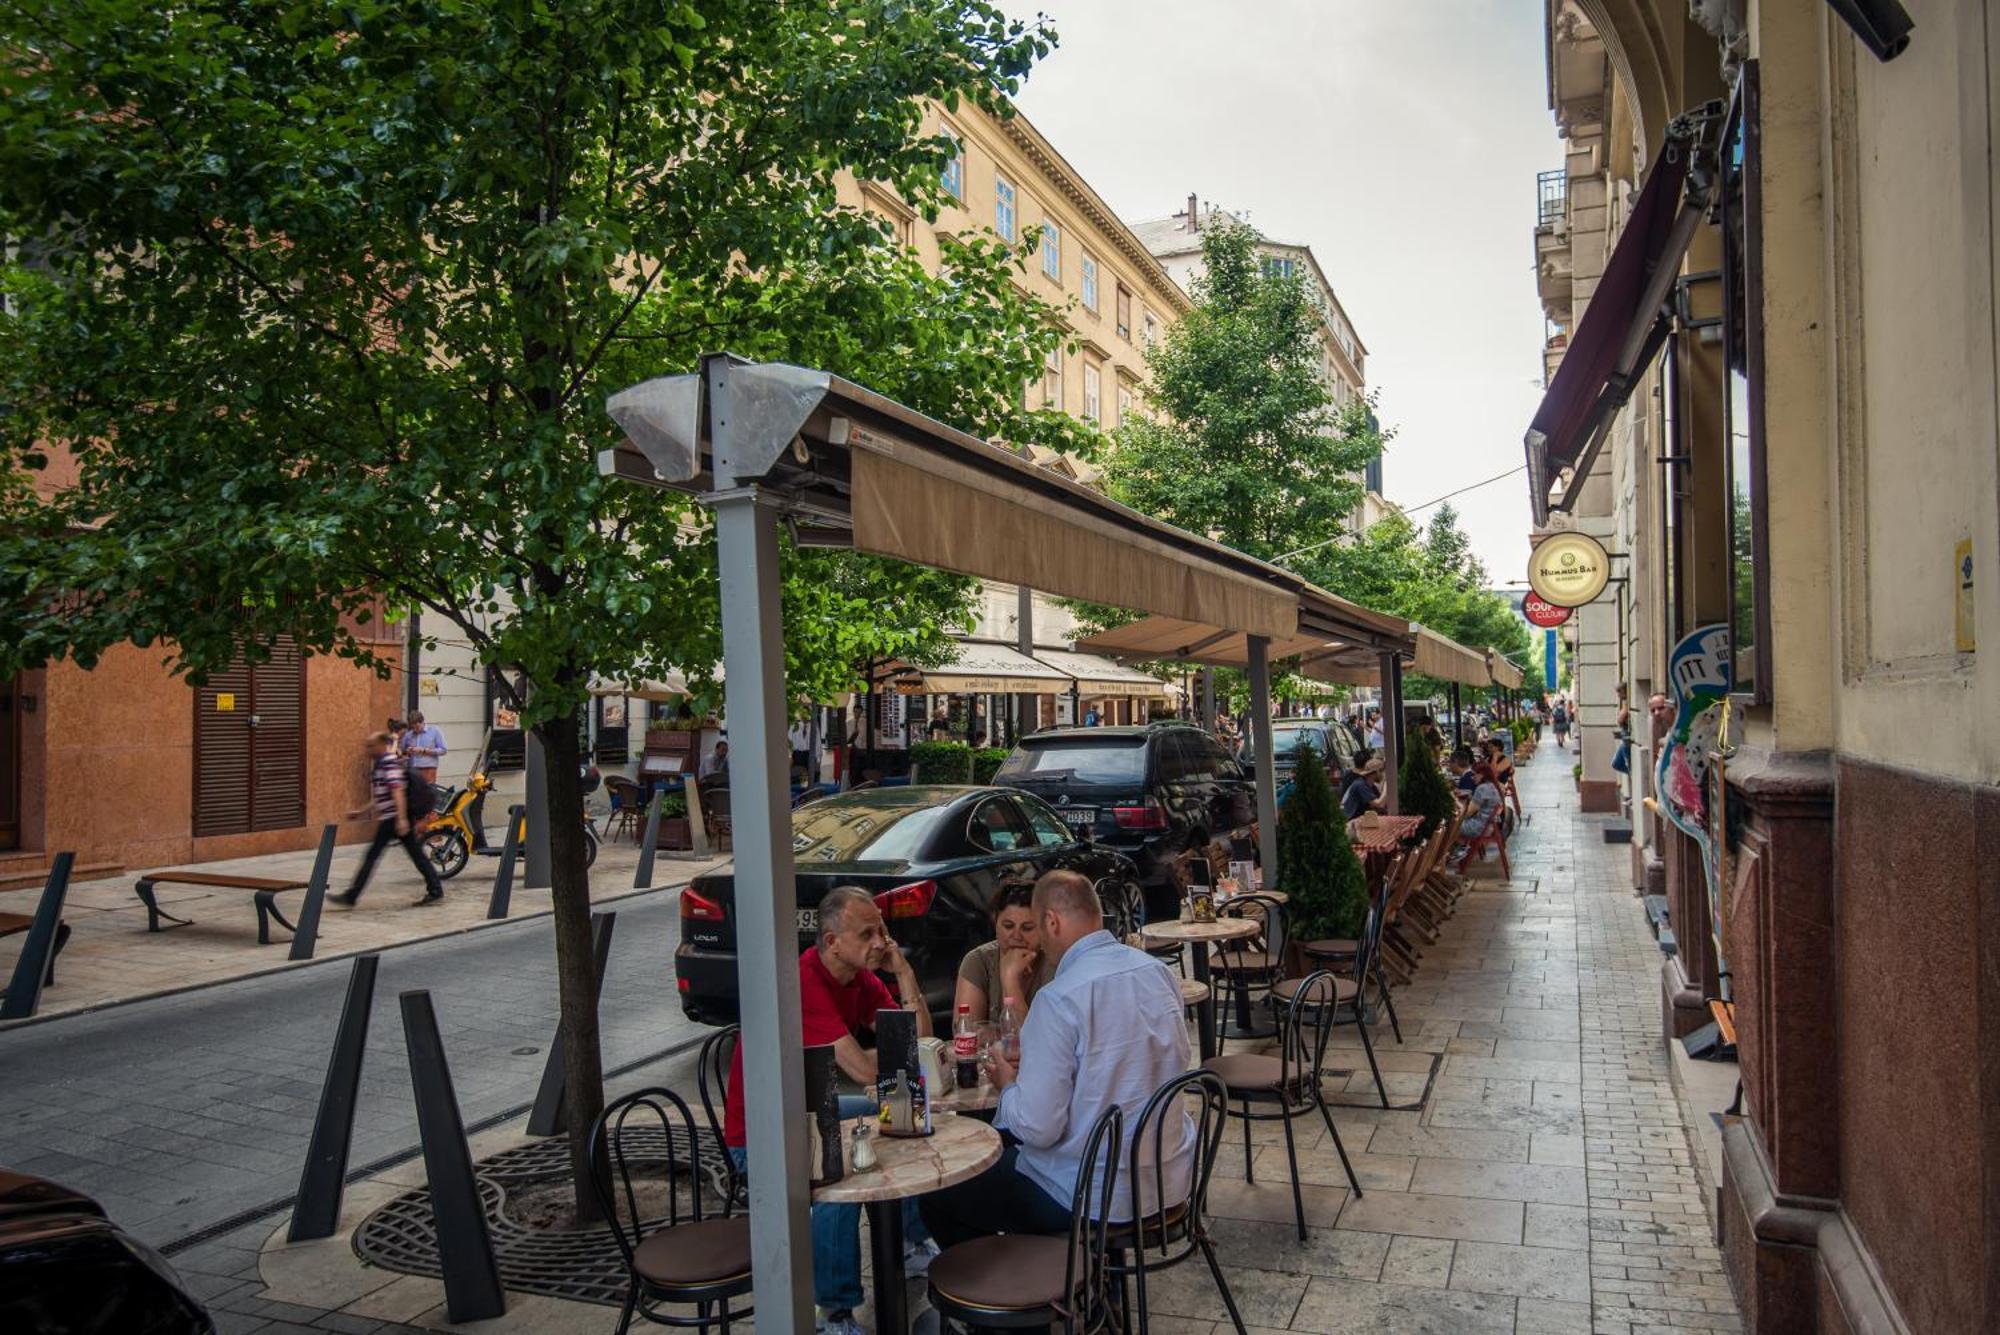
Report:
1238,717,1360,788
674,785,1144,1027
0,1170,215,1335
991,724,1255,922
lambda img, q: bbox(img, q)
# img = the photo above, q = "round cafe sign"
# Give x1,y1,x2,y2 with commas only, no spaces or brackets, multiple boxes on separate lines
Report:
1527,532,1610,607
1522,593,1572,628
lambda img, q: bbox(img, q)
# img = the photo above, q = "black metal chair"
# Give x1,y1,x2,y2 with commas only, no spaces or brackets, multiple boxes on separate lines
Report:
1277,899,1395,1108
925,1104,1124,1334
1300,864,1406,1045
1107,1070,1245,1335
1209,892,1289,1051
588,1086,753,1335
693,1025,744,1208
1203,970,1363,1240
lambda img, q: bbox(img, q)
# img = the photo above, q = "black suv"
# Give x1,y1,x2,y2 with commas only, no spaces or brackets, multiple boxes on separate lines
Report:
1238,717,1361,789
992,724,1255,922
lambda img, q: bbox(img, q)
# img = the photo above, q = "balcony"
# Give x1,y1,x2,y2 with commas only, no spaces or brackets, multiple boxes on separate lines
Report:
1537,169,1568,228
1535,169,1573,325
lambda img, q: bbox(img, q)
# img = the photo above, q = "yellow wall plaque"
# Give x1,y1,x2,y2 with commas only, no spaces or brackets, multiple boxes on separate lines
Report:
215,693,236,712
1955,538,1975,653
1527,532,1611,608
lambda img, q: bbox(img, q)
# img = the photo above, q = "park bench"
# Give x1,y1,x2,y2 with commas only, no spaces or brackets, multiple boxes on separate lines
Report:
134,871,314,944
0,911,69,986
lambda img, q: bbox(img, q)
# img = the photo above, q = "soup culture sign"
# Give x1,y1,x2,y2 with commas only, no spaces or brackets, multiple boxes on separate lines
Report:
1527,532,1610,608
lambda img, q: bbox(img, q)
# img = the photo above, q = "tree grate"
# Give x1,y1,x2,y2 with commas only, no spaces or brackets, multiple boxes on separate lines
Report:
352,1127,734,1307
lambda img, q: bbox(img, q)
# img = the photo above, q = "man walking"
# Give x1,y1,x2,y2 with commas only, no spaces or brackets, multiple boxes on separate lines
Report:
333,732,445,907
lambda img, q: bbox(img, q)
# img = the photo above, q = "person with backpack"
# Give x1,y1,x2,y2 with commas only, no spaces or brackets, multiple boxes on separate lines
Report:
1552,698,1570,749
332,731,445,908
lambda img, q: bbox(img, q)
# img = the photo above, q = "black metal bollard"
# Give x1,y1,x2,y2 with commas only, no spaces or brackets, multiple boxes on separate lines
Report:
632,790,665,890
400,990,506,1322
288,954,380,1241
525,911,616,1137
486,805,523,920
287,824,340,963
2,853,74,1020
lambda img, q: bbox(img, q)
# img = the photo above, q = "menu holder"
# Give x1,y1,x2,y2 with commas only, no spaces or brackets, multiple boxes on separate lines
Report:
1185,884,1217,923
874,1009,932,1138
1228,860,1259,895
804,1043,844,1185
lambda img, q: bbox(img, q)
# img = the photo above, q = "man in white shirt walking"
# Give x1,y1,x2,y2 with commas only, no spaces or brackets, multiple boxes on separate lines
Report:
920,869,1193,1244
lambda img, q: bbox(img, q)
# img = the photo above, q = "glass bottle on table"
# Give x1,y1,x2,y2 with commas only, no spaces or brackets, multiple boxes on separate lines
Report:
998,995,1022,1065
953,1002,980,1089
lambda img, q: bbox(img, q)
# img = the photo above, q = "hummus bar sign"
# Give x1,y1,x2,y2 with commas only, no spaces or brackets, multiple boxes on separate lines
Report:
1527,532,1610,608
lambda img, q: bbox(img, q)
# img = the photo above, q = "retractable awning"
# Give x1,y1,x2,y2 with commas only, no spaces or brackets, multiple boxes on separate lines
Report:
1524,110,1719,526
1489,654,1526,690
1071,581,1412,671
873,642,1072,695
590,673,694,701
1296,625,1503,689
1031,649,1170,699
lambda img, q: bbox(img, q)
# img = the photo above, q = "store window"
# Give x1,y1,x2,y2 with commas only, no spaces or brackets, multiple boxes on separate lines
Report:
485,666,527,770
1081,253,1099,312
596,694,629,766
1720,64,1769,702
1040,219,1061,281
995,175,1016,242
939,123,963,200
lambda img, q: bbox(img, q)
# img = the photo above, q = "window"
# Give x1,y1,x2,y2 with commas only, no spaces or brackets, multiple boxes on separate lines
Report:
1260,255,1298,280
1081,253,1099,312
939,123,964,200
1142,310,1159,348
1720,64,1769,702
967,796,1033,853
1081,362,1101,424
1040,219,1061,280
1115,285,1132,340
1016,797,1074,848
1116,384,1133,425
995,175,1016,242
1042,345,1062,407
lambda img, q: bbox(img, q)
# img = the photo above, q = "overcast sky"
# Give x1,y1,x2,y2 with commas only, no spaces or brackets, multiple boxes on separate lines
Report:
1003,0,1555,583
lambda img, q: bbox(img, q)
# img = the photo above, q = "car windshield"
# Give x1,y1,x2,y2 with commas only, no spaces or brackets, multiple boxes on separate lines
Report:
788,798,955,865
1239,726,1327,763
996,739,1147,785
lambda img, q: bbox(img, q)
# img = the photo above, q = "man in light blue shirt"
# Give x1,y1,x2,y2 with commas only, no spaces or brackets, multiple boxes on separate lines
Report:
399,711,447,789
920,870,1194,1245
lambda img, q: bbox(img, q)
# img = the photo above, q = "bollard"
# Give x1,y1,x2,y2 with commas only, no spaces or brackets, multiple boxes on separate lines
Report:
486,805,523,920
525,911,616,1137
287,824,340,962
632,790,665,890
288,954,379,1240
401,990,506,1322
2,853,73,1020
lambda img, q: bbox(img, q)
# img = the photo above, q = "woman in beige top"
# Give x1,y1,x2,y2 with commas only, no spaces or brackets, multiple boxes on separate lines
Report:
954,883,1049,1023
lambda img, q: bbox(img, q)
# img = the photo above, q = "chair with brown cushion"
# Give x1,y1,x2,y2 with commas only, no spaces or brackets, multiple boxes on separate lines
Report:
1273,901,1395,1109
589,1086,753,1335
1209,893,1289,1052
1204,970,1363,1240
1107,1070,1245,1335
694,1025,745,1210
604,776,648,842
925,1104,1124,1334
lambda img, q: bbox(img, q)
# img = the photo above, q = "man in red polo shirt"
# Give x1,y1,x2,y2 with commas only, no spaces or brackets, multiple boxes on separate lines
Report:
722,885,934,1335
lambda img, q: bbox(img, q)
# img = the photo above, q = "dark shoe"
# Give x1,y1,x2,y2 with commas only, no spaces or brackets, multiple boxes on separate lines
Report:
329,893,359,909
411,892,445,907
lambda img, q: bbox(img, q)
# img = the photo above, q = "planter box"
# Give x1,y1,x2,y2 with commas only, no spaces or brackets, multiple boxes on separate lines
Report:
659,817,692,851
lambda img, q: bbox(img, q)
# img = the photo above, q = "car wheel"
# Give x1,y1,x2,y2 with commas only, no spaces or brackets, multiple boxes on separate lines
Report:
1095,876,1146,940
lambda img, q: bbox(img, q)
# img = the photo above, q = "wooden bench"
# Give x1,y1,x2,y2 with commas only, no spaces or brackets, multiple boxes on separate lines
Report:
134,871,314,944
0,911,70,986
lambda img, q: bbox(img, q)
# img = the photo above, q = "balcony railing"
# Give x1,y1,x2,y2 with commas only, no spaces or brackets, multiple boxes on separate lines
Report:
1537,169,1568,228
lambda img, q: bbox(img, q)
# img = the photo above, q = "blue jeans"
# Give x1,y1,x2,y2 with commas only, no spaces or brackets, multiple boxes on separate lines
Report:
727,1093,930,1314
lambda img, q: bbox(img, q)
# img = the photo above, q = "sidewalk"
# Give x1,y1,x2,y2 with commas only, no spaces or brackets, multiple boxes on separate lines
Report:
0,829,725,1023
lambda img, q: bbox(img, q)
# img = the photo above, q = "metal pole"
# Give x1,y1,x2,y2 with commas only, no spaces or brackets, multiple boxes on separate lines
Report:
712,472,813,1332
1201,668,1216,731
1016,584,1037,746
1379,652,1403,815
526,911,616,1137
287,824,339,962
400,990,506,1322
1451,682,1464,753
632,790,665,889
1246,637,1279,890
523,726,551,890
289,954,379,1241
1,852,72,1020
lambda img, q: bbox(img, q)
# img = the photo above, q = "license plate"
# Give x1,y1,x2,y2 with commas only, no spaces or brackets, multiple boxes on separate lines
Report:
1058,808,1097,829
796,908,819,934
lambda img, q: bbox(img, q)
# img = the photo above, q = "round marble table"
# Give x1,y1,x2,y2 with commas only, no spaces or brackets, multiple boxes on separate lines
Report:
1140,917,1260,1060
931,1078,1001,1115
814,1112,1001,1335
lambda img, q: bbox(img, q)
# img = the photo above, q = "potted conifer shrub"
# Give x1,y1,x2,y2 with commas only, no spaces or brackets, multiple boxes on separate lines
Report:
1278,740,1369,956
1399,728,1458,842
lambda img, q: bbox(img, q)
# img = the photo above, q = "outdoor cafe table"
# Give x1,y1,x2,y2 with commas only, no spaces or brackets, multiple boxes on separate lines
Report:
1351,814,1424,858
1139,916,1261,1061
813,1111,1002,1335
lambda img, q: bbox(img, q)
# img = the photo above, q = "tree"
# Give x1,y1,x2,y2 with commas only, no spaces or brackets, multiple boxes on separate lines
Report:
1398,728,1458,843
1276,740,1368,940
1106,219,1383,561
0,0,1080,1212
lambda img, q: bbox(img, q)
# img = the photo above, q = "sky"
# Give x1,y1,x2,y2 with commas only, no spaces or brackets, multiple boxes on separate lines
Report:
1001,0,1555,584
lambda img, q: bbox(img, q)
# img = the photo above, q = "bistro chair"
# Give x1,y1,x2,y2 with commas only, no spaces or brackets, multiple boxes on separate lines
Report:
1203,970,1362,1240
588,1086,753,1335
926,1105,1124,1334
699,783,733,851
1210,893,1290,1052
694,1025,744,1208
605,776,648,842
1107,1070,1245,1335
1274,904,1394,1109
1300,866,1407,1046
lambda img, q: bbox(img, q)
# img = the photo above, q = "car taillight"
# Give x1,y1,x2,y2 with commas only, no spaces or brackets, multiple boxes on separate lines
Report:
873,879,938,920
677,976,690,992
1112,800,1169,830
682,886,726,921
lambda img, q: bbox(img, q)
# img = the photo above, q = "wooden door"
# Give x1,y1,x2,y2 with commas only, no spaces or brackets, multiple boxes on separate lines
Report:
194,638,305,837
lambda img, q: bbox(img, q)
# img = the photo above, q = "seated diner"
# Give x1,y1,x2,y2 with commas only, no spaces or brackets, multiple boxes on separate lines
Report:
955,883,1050,1023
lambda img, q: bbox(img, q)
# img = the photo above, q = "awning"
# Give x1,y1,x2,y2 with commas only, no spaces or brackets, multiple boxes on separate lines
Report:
1296,625,1502,689
872,642,1072,695
589,673,694,701
1489,654,1526,690
1524,112,1718,525
1031,649,1169,699
1071,581,1411,671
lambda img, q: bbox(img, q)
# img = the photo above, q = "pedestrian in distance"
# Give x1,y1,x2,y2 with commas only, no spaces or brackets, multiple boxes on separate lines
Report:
331,731,445,908
1552,699,1570,750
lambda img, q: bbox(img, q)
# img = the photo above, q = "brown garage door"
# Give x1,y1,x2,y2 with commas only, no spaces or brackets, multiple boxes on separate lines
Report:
194,638,306,837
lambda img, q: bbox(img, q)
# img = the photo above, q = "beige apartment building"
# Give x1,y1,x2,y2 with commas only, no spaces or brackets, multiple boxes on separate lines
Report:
1525,2,2000,1332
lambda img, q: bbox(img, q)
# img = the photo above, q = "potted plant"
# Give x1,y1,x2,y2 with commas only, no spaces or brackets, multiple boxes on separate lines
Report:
1398,729,1457,842
970,746,1012,784
1278,740,1369,956
909,740,973,783
654,787,692,850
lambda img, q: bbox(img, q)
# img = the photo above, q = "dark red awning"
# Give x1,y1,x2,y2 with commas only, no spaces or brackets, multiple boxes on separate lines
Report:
1525,126,1708,525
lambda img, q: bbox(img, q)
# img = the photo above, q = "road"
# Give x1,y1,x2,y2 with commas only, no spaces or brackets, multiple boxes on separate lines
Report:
0,884,704,1250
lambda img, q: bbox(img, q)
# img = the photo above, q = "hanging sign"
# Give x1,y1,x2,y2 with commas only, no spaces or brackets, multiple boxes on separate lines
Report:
1527,532,1611,607
1522,593,1572,629
1656,624,1734,1002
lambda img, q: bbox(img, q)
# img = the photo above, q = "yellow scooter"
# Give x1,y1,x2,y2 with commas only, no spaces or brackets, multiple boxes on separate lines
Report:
421,732,599,879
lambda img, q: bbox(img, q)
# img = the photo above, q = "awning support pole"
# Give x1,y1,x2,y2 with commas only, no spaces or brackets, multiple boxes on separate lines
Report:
1247,637,1279,888
1379,651,1402,815
1202,669,1217,732
1452,682,1463,752
713,476,813,1335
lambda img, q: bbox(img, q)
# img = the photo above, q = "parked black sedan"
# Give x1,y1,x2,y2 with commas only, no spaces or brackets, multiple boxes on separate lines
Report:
0,1169,215,1335
674,785,1145,1027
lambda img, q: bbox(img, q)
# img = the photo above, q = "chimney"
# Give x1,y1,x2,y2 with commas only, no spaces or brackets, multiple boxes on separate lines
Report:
1187,193,1199,231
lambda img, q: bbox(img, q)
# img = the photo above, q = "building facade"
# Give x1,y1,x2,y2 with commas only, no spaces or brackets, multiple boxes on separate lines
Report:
1526,2,2000,1331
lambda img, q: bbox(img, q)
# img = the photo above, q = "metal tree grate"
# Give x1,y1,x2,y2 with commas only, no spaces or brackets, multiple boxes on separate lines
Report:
352,1128,734,1307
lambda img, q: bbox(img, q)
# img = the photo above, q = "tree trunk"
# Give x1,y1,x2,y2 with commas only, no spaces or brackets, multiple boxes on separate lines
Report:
534,713,606,1222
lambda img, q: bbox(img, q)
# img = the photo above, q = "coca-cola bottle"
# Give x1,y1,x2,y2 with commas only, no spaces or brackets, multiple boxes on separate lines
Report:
953,1003,979,1089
